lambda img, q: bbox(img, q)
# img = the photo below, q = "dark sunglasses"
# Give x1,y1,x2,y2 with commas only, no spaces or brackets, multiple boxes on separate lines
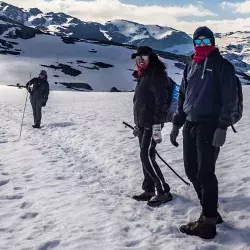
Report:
134,55,149,61
194,38,211,46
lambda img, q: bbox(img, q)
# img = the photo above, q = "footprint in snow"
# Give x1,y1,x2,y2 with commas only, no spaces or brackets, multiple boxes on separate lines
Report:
24,174,33,179
13,187,22,190
21,212,39,219
2,172,9,176
0,179,9,186
0,140,8,144
37,240,60,250
20,202,33,209
1,195,23,200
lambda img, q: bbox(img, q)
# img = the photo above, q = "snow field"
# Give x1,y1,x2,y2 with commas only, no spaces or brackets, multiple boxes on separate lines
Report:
0,86,249,250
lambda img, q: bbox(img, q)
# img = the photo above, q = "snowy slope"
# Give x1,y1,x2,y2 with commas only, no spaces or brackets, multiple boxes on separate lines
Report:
0,18,184,91
0,85,250,250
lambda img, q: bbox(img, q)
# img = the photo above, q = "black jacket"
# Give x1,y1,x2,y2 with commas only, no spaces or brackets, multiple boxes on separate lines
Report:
173,48,238,129
133,60,170,127
26,77,50,103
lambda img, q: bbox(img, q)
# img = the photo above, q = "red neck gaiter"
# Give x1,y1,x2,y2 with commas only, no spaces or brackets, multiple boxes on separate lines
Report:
193,46,216,64
137,64,148,77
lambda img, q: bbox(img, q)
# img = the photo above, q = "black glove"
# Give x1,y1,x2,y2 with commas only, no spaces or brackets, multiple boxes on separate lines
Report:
42,101,46,107
170,125,180,147
212,128,227,147
133,126,140,137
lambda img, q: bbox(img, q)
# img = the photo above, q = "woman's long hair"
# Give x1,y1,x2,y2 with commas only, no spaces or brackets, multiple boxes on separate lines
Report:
148,53,167,75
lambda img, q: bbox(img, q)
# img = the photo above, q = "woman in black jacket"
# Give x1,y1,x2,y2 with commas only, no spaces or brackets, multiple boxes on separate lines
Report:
131,46,173,207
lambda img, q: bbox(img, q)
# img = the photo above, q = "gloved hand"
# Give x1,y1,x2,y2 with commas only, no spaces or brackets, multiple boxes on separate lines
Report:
153,124,162,144
212,128,227,147
133,126,140,137
170,125,180,147
42,101,47,107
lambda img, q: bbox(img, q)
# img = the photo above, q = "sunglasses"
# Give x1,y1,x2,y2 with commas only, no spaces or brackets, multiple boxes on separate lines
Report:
194,38,211,46
134,55,149,61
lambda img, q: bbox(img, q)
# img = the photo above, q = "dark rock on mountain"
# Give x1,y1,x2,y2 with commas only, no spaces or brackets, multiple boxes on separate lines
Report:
0,50,20,55
174,62,186,70
76,60,87,64
59,82,93,91
41,63,82,77
79,65,99,70
92,62,114,68
110,87,121,92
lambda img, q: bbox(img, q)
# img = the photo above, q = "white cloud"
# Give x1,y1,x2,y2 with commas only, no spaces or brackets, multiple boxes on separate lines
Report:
6,0,215,20
178,18,250,34
221,1,250,14
4,0,250,33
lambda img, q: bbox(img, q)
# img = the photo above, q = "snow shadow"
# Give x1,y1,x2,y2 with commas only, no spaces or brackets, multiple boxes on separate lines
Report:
216,225,250,246
46,122,75,128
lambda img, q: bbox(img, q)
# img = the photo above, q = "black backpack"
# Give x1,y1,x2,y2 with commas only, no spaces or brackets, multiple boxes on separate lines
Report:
217,58,243,132
231,75,243,132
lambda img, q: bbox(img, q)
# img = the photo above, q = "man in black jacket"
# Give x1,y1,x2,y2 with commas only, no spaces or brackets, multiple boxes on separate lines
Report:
26,70,50,128
132,46,173,207
170,27,239,239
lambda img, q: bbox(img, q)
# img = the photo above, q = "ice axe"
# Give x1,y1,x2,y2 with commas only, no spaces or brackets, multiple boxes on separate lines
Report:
122,121,190,186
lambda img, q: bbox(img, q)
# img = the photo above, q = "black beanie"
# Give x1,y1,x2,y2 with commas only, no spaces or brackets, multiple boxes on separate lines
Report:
193,26,215,46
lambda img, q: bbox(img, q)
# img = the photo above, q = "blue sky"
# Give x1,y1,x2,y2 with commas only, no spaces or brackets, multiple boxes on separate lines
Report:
121,0,249,20
7,0,250,33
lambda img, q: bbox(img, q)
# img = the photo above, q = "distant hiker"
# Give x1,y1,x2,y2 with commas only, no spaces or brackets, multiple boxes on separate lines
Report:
170,26,243,239
26,70,50,128
131,46,173,207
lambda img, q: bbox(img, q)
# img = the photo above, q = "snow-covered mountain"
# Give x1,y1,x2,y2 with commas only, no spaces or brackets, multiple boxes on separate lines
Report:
101,20,193,55
0,1,193,55
216,31,250,83
0,16,186,91
0,1,249,88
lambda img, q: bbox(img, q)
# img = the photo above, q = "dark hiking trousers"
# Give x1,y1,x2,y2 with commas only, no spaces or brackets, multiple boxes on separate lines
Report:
30,98,43,126
138,127,170,194
183,121,220,217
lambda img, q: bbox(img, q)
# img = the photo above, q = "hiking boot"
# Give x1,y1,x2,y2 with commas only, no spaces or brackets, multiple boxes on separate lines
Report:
163,183,170,193
147,192,173,207
216,212,223,224
183,211,223,231
199,211,223,224
180,215,217,239
32,124,40,129
132,191,155,201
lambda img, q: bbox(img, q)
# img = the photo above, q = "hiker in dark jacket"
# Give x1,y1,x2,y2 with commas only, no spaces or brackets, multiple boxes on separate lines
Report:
170,27,240,239
26,70,49,128
131,46,173,207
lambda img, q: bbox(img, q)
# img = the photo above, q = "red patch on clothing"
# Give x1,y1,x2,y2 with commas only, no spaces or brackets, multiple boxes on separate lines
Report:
193,46,216,64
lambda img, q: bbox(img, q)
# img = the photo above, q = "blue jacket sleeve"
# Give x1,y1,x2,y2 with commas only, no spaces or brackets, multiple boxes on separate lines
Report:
172,65,188,127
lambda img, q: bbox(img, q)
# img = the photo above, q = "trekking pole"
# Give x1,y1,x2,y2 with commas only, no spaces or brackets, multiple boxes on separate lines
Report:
19,73,31,140
122,121,190,186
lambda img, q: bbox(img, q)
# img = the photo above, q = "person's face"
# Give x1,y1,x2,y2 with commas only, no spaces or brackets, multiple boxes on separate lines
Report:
135,55,150,67
194,36,212,47
39,74,46,79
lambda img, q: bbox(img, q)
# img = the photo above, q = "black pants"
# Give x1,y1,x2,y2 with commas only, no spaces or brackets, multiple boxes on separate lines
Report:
138,127,170,194
183,121,220,217
30,98,43,126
